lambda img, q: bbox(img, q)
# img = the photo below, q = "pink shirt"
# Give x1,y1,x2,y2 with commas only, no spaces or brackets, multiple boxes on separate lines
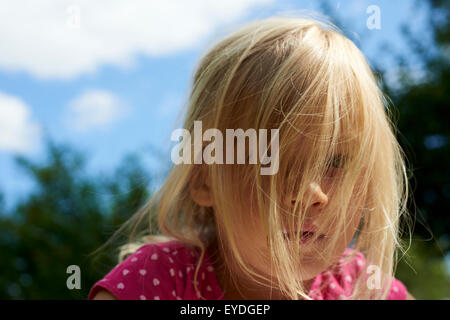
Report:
88,240,407,300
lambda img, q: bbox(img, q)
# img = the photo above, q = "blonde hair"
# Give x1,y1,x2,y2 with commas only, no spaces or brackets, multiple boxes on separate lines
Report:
104,13,412,300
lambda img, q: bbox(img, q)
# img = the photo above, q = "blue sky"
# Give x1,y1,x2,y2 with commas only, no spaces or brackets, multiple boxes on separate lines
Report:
0,0,434,212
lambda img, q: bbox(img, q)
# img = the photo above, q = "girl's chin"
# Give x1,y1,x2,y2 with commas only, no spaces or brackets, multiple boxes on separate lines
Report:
299,248,333,268
298,261,332,279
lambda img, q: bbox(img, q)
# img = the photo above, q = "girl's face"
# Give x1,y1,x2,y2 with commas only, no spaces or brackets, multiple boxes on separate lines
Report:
237,168,366,284
205,143,367,298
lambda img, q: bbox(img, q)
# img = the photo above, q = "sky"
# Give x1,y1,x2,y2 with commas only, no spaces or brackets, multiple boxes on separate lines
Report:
0,0,435,212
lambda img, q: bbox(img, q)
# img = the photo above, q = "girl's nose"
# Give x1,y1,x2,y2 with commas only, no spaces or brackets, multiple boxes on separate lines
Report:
292,182,328,209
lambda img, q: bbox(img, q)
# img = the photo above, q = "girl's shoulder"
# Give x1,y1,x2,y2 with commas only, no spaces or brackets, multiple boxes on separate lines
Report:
88,240,222,300
309,248,408,300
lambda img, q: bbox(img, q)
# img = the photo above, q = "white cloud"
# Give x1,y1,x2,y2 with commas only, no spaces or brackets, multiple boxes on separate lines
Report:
66,89,127,132
0,0,273,79
0,92,42,154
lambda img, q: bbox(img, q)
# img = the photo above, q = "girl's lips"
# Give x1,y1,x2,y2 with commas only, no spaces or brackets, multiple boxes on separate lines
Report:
283,223,318,236
300,223,318,233
282,223,325,244
283,230,326,243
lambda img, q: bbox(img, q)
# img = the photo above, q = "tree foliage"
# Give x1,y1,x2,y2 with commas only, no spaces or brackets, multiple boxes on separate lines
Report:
0,140,151,299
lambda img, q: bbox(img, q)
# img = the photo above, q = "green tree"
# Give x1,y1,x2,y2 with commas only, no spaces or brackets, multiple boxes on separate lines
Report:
0,139,152,299
378,0,450,299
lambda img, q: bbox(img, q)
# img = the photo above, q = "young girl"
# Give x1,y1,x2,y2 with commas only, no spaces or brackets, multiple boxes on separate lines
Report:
89,14,415,300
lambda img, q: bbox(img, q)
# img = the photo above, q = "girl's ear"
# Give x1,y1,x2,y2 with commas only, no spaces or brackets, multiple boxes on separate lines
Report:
189,169,213,207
